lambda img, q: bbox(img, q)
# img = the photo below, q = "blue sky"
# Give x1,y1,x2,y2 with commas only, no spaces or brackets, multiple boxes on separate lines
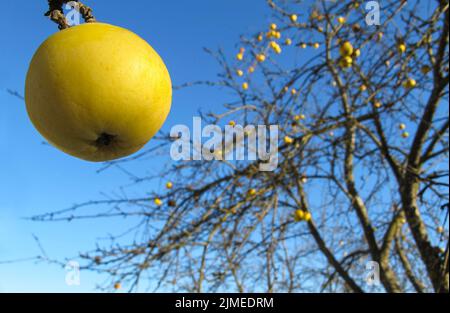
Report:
0,0,277,292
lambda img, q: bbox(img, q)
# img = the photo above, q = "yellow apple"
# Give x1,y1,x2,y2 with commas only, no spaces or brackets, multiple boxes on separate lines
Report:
154,198,163,206
256,54,266,62
284,136,294,144
398,43,406,54
339,41,354,57
339,56,353,68
294,210,305,222
25,23,172,162
303,212,312,222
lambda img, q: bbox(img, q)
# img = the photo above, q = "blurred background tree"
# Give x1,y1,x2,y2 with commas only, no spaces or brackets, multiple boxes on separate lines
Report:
31,0,448,292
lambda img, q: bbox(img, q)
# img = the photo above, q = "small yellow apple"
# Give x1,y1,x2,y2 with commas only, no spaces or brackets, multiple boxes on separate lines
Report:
25,23,172,162
403,78,417,89
256,54,266,62
399,123,406,130
339,56,353,68
337,16,346,24
339,41,354,57
303,212,312,222
402,132,410,139
290,14,298,23
236,69,244,77
398,43,406,54
154,198,163,206
294,210,305,222
248,189,257,196
166,182,173,189
374,101,383,108
284,136,294,144
114,282,121,290
242,82,249,90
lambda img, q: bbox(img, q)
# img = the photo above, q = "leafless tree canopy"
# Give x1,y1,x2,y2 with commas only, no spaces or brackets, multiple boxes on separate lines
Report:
31,0,449,293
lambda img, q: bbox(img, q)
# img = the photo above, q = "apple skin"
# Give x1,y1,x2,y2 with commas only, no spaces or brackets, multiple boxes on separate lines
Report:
25,23,172,161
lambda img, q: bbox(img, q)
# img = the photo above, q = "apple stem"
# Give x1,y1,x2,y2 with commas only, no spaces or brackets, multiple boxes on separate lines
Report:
45,0,96,30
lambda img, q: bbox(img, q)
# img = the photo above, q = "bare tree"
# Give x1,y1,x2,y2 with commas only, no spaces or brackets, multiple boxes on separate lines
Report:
29,0,448,292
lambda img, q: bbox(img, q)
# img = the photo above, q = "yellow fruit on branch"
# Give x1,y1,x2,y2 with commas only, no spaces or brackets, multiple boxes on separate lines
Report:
25,23,172,162
337,16,346,24
290,14,298,23
154,198,163,206
313,42,320,49
339,41,354,57
256,54,266,62
285,38,292,46
236,69,244,77
248,189,257,196
399,123,406,130
421,65,431,74
294,210,305,222
339,56,353,68
402,132,410,139
228,120,236,127
236,53,244,61
300,43,307,49
114,282,121,290
242,82,249,90
303,212,312,222
166,182,173,189
284,136,294,144
403,78,417,89
248,66,255,73
374,101,383,108
397,43,406,54
270,23,277,30
291,88,298,95
377,32,384,41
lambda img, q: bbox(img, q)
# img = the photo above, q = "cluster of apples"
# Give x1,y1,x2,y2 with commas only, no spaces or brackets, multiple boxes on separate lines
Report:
294,210,312,223
338,41,360,68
